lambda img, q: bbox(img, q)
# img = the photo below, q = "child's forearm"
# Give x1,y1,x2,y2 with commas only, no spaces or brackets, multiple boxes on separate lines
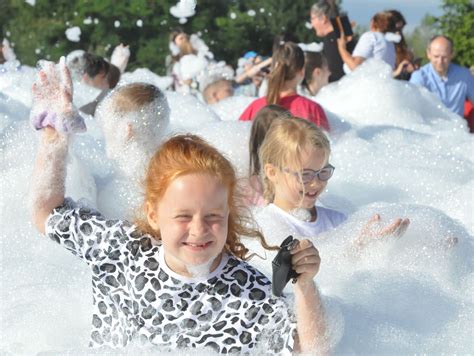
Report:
30,128,68,234
338,45,364,71
294,280,328,354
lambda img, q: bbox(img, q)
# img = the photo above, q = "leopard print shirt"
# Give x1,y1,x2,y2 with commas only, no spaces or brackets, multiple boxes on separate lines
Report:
45,199,296,353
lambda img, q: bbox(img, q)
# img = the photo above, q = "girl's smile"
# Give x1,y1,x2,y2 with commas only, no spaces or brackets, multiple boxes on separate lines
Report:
147,173,229,277
273,146,329,212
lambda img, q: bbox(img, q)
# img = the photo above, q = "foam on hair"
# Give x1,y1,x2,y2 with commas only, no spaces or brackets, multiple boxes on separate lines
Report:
259,117,331,202
95,83,170,176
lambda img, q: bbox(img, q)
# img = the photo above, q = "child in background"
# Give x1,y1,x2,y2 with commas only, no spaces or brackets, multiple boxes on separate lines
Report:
201,78,234,104
242,105,291,207
66,52,121,116
255,117,410,248
94,82,171,219
29,60,328,353
299,51,331,97
234,51,271,97
239,42,330,132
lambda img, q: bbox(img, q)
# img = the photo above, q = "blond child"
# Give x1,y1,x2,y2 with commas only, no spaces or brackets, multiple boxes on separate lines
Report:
242,104,291,207
255,117,409,247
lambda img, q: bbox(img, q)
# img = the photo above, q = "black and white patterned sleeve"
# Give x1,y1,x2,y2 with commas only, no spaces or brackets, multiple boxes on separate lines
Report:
45,198,130,265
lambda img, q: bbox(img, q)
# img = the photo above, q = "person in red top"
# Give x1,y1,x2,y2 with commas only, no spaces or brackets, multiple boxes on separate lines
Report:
239,42,330,131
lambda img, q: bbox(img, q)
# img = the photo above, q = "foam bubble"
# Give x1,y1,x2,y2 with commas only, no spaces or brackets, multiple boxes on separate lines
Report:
65,26,81,42
185,256,218,278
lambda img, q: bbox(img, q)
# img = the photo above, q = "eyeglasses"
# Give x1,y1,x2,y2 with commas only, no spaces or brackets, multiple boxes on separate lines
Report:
282,164,335,184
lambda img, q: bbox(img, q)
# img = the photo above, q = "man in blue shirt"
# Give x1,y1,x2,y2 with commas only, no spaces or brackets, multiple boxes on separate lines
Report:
410,35,474,117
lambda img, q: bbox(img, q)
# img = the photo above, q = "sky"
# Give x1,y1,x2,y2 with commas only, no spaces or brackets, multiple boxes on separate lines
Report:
341,0,444,32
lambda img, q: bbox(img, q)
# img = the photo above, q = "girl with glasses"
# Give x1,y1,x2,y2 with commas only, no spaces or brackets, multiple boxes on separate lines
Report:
253,117,409,248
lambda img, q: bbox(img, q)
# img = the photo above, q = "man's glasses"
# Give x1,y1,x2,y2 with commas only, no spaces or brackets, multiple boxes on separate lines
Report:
282,164,335,184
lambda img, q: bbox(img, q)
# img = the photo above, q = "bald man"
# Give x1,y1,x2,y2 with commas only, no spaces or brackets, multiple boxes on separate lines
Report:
410,35,474,117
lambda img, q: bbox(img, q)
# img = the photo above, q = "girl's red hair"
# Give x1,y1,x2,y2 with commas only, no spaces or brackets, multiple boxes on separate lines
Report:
135,134,276,259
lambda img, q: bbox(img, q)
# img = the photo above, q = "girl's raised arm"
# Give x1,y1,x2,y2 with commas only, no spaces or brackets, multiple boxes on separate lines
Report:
30,127,68,234
30,57,83,234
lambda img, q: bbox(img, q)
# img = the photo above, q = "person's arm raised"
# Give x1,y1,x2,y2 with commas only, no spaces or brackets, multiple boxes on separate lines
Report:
29,57,77,234
337,35,364,71
31,127,68,234
235,58,272,84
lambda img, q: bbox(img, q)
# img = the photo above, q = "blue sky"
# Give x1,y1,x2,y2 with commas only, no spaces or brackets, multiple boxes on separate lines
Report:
341,0,444,32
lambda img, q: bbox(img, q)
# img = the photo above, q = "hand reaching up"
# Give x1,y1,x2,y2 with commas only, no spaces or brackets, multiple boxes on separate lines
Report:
30,57,86,133
2,38,17,61
110,43,130,73
355,214,410,247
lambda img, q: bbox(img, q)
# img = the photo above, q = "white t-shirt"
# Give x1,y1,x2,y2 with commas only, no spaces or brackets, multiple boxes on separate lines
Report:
352,31,396,68
248,204,347,259
46,198,296,353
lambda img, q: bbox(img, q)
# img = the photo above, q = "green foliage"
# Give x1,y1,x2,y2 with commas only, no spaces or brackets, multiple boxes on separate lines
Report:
405,14,437,63
437,0,473,66
11,0,467,75
2,0,319,74
406,1,473,67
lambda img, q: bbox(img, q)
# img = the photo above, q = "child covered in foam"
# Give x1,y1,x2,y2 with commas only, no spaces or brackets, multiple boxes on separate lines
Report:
251,117,410,251
28,59,328,353
94,82,170,219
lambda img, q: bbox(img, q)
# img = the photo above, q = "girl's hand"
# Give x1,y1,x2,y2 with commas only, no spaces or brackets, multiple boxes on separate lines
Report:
30,57,86,133
393,59,414,77
110,43,130,73
290,239,321,285
355,214,410,247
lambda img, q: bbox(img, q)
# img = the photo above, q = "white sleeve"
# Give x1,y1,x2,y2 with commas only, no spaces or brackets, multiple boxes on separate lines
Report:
352,32,375,59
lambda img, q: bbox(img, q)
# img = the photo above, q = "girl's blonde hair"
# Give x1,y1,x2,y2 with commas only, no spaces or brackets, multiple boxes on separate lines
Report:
135,134,276,259
267,42,305,105
259,117,331,202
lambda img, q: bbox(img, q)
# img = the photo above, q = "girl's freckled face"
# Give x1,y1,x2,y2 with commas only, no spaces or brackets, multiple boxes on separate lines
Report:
148,173,229,277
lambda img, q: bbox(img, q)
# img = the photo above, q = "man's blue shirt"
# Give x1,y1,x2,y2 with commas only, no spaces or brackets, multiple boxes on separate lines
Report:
410,63,474,117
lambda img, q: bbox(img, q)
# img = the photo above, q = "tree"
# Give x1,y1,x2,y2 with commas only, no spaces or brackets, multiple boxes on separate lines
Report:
405,14,437,63
436,0,473,67
1,0,333,73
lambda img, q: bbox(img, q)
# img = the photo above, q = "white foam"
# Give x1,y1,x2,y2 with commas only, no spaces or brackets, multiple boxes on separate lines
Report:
65,26,81,42
185,256,218,278
0,60,472,353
